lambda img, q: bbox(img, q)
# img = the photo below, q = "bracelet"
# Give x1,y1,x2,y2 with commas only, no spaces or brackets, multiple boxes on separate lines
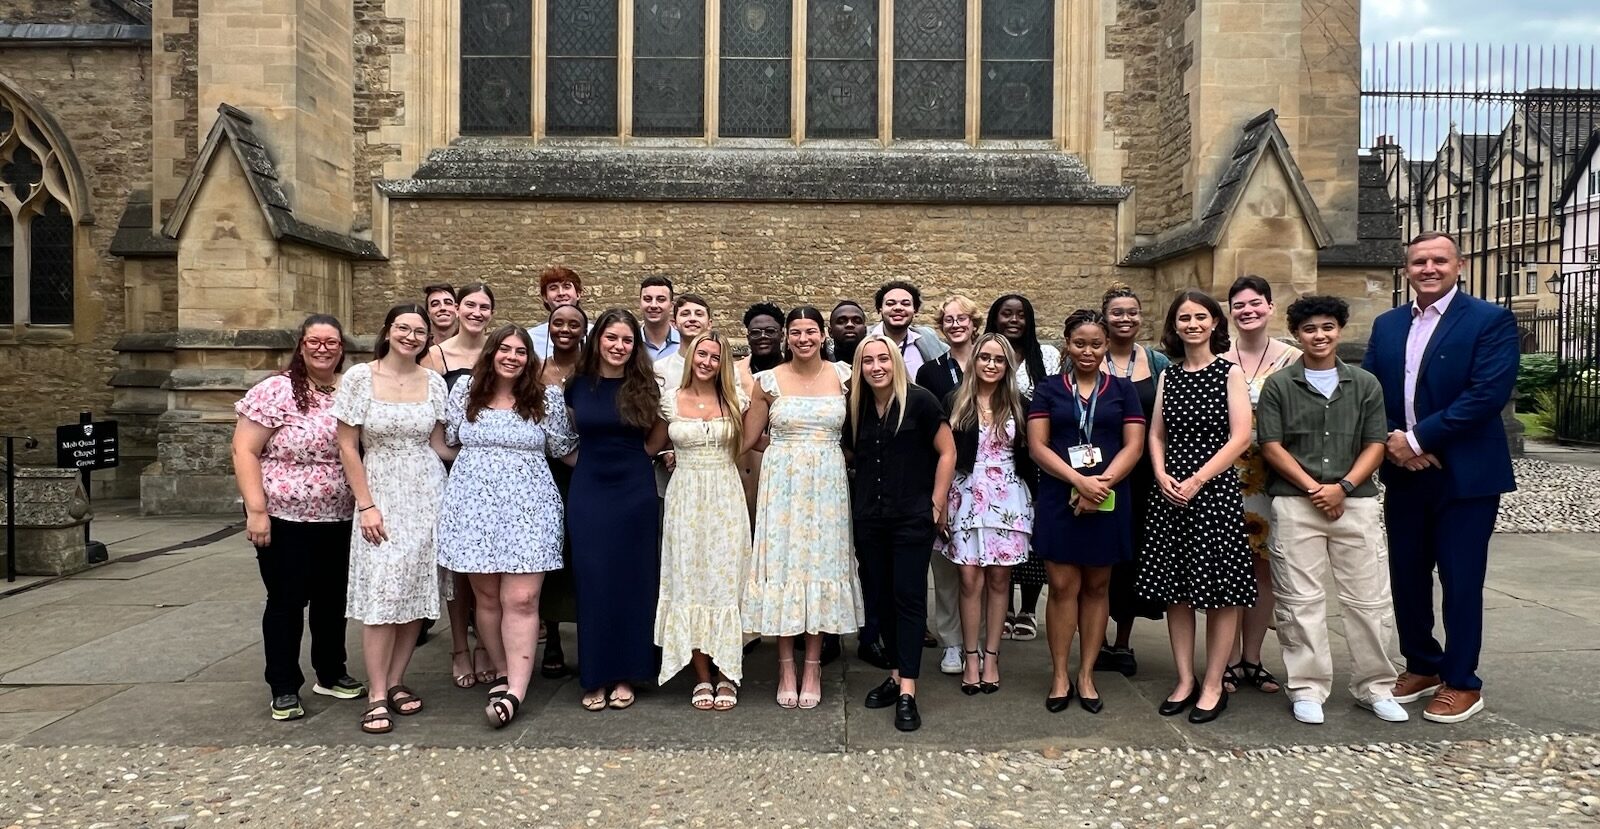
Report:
358,504,376,512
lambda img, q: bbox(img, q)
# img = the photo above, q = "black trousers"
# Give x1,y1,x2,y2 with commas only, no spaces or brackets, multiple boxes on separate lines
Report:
255,517,353,697
854,515,936,679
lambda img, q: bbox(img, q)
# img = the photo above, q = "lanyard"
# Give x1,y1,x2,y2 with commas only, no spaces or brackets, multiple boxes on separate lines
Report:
1072,375,1102,444
947,357,961,387
1108,346,1138,378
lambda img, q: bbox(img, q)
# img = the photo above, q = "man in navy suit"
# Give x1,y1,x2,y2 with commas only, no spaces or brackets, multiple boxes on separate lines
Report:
1361,231,1518,723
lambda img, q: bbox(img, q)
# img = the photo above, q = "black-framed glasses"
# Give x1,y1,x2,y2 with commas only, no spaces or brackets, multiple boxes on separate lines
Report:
747,327,782,339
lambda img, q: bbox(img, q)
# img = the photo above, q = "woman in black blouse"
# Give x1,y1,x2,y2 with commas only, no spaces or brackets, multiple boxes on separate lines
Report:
844,335,956,733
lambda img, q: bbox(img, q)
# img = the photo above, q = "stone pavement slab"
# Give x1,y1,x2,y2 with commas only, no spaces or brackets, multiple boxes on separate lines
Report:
2,601,260,685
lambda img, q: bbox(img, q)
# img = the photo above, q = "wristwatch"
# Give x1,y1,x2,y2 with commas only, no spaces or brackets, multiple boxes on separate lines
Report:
1338,478,1356,495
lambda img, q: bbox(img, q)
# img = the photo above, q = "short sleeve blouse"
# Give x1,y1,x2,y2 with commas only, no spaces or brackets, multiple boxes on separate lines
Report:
1028,373,1145,477
235,374,355,523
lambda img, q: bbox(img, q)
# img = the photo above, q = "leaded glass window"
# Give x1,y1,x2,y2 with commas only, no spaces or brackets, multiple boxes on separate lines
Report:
806,0,877,139
980,0,1051,139
0,90,76,329
893,0,963,139
720,0,792,137
28,200,71,326
547,0,620,135
634,0,706,136
461,0,533,134
0,206,12,325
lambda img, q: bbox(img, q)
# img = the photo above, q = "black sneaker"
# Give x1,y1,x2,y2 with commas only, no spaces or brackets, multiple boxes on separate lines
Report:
312,676,367,699
270,694,305,721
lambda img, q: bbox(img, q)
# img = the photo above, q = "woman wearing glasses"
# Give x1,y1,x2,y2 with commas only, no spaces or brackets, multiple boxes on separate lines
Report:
334,304,455,735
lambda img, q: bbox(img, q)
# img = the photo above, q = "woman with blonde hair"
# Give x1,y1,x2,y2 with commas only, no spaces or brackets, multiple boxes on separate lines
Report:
941,333,1034,696
844,334,956,732
657,331,751,710
742,306,862,710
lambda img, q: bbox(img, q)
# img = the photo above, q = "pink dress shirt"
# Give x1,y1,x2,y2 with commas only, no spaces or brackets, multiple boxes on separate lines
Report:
1402,286,1458,453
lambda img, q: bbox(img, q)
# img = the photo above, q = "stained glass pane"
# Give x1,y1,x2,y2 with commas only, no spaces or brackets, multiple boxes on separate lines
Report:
894,0,962,59
635,0,703,57
548,0,618,56
547,0,618,135
546,58,619,135
460,0,532,134
0,207,12,324
980,60,1050,138
807,0,875,60
634,58,705,136
894,60,964,138
980,0,1051,139
722,0,790,57
28,200,72,326
720,58,791,137
981,0,1050,60
462,58,532,134
463,0,532,55
806,0,876,138
1,145,41,203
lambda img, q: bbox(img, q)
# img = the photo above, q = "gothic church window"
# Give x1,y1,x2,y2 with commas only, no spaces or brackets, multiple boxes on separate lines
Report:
461,0,534,135
634,0,707,136
720,0,792,137
892,0,965,139
805,0,878,138
547,0,621,135
0,92,77,330
980,0,1052,138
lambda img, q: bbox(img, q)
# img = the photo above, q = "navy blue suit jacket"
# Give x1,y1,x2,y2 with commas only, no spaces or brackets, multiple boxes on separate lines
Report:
1360,291,1519,500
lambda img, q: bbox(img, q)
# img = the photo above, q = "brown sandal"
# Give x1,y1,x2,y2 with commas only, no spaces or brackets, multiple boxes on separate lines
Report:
387,684,423,715
360,702,393,734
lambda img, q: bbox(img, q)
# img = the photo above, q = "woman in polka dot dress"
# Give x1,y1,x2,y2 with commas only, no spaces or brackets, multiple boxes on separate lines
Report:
1137,290,1255,724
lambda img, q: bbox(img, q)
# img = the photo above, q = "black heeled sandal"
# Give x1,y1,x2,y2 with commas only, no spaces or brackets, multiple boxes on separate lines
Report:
486,691,522,729
1226,660,1281,694
960,649,982,696
980,649,1001,694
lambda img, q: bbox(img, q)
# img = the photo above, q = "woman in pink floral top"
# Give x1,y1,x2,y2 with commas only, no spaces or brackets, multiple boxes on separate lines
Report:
232,314,366,723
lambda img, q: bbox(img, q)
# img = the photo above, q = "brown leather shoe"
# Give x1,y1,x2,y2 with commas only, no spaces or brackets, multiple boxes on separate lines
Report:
1422,686,1483,723
1392,671,1441,704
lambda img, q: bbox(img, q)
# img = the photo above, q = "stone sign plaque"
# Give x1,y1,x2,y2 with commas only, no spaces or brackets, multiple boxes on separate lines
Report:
55,419,119,472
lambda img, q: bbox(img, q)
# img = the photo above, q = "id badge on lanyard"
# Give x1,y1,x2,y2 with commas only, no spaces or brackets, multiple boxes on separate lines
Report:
1068,377,1103,469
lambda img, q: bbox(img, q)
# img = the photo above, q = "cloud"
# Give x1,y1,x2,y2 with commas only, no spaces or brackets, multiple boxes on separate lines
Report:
1367,0,1431,20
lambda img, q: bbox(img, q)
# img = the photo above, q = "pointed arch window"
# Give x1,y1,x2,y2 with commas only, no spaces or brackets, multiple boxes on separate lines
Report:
0,88,78,331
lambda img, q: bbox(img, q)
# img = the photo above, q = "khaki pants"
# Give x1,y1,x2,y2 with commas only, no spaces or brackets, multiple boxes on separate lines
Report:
929,552,962,648
1269,496,1400,705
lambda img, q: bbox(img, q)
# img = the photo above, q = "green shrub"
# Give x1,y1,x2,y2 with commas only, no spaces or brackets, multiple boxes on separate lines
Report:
1517,353,1560,402
1525,389,1558,436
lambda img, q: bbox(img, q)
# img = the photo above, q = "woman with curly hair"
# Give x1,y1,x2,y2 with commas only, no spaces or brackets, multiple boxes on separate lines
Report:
437,325,577,728
232,313,366,722
567,308,668,712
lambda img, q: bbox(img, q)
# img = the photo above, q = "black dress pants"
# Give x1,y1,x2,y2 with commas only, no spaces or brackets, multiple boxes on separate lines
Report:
853,515,936,679
255,517,353,697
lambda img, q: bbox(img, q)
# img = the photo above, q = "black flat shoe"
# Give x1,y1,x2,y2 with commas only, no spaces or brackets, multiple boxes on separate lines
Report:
1158,681,1200,717
1045,685,1075,713
864,676,900,709
819,634,841,666
1079,694,1104,714
1188,689,1229,724
856,640,891,670
894,694,921,732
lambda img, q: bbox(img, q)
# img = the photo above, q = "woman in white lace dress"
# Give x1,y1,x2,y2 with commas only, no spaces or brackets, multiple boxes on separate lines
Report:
334,304,455,736
656,332,751,711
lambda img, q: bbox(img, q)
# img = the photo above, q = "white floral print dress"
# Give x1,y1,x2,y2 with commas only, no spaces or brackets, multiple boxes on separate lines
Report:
333,362,449,625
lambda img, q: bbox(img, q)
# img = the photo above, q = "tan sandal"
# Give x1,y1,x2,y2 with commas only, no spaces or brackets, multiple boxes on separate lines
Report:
450,649,476,689
607,686,636,710
581,689,608,711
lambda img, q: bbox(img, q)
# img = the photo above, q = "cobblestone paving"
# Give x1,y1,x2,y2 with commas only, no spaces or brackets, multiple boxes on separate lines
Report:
4,735,1598,828
1498,458,1600,533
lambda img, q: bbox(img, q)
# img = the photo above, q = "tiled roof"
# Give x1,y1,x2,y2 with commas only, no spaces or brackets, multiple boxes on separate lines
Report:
0,22,149,42
161,104,382,260
1319,155,1404,268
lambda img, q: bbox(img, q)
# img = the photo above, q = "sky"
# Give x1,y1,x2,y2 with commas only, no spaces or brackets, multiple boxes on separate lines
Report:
1362,0,1600,49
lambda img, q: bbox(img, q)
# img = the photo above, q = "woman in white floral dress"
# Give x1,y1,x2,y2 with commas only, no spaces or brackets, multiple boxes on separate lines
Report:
657,332,751,711
741,307,864,710
334,304,454,736
941,333,1034,695
438,325,577,729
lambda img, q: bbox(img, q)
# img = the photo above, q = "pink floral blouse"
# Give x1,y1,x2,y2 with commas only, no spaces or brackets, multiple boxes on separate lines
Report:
235,374,356,523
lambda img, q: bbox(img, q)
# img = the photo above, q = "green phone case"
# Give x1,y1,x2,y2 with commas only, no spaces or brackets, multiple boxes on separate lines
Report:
1071,488,1116,512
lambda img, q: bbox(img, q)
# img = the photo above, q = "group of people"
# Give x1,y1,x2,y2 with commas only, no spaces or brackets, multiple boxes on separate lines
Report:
232,230,1518,734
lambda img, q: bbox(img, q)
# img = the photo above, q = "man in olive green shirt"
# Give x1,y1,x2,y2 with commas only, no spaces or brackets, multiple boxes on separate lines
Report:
1257,296,1406,726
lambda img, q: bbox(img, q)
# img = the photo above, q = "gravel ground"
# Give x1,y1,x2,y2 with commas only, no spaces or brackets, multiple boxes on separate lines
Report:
1497,458,1600,533
3,735,1598,828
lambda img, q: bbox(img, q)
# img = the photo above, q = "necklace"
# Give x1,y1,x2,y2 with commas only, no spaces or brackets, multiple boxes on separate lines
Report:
1237,340,1275,384
1106,346,1138,378
792,363,831,394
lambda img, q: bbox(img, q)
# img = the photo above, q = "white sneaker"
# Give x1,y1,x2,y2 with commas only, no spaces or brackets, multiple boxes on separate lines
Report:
1362,697,1411,723
939,645,962,674
1291,700,1325,724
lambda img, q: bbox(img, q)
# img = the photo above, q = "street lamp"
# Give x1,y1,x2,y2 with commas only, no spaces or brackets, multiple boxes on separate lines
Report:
1545,271,1564,295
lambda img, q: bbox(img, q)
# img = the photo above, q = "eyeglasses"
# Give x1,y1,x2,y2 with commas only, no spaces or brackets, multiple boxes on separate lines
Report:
940,314,973,326
391,324,428,340
747,327,782,339
303,338,343,352
1105,308,1141,319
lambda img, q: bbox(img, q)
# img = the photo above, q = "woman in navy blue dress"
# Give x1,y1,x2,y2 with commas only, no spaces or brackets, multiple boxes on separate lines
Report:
565,308,667,711
1028,310,1146,715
